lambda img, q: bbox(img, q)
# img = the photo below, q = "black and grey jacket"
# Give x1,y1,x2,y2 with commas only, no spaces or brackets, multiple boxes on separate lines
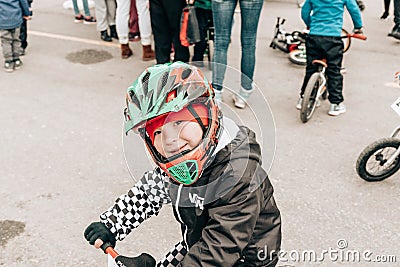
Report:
100,126,282,267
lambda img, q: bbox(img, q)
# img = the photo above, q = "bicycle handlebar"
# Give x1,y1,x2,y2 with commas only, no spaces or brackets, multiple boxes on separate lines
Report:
101,242,119,258
349,33,367,40
100,241,156,267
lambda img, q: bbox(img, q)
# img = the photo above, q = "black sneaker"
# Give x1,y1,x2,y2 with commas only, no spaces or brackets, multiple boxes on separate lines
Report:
4,61,14,72
380,11,389,20
83,16,96,25
74,14,84,23
14,59,23,69
389,24,400,39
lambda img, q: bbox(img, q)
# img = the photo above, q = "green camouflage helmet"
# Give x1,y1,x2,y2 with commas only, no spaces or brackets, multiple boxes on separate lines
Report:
124,62,213,134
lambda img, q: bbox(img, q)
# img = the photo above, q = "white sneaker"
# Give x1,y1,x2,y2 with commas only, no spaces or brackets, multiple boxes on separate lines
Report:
233,87,253,109
296,97,303,110
214,89,223,109
233,95,246,109
296,97,320,110
328,103,346,116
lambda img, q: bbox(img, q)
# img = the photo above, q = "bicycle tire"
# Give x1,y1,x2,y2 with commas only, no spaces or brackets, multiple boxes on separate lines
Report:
300,72,320,123
356,137,400,182
289,49,307,65
341,28,351,53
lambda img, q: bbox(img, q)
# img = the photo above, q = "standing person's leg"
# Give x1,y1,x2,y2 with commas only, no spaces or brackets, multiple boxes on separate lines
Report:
295,35,322,109
82,0,97,23
150,0,172,63
95,0,112,41
164,0,189,63
192,8,211,64
233,0,263,108
136,0,155,61
325,37,344,114
11,28,23,69
1,29,15,72
116,0,133,57
20,18,27,51
72,0,82,16
211,0,236,97
129,0,140,38
106,0,118,39
381,0,391,19
392,0,400,38
81,0,92,17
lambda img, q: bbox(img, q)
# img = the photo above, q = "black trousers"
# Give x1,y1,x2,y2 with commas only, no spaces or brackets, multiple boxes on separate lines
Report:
149,0,189,64
300,35,344,105
192,7,212,62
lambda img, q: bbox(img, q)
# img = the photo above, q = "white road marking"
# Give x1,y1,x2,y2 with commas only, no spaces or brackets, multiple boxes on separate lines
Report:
28,30,120,48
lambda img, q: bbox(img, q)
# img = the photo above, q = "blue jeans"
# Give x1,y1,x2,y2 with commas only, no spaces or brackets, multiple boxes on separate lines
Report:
73,0,91,17
211,0,263,91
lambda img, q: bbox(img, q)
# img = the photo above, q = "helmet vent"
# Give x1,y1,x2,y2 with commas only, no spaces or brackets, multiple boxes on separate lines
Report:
182,68,192,80
142,72,151,96
159,71,169,91
168,160,198,185
129,90,141,108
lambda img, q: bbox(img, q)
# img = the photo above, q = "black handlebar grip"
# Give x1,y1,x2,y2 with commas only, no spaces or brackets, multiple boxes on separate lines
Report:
101,242,113,253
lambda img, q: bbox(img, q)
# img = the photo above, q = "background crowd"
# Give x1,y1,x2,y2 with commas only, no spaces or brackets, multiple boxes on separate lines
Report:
0,0,399,99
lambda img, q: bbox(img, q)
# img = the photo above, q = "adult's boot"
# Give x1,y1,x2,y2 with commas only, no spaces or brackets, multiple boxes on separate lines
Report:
100,30,112,42
142,45,155,61
110,25,118,39
121,44,133,59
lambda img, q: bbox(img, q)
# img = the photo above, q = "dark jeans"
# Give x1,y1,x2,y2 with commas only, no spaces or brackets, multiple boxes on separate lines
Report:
20,19,28,49
149,0,189,64
300,35,344,105
211,0,263,91
395,0,400,25
192,7,212,62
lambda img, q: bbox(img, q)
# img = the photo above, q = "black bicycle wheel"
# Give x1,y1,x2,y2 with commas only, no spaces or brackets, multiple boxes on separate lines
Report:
289,49,307,65
300,72,320,123
356,137,400,182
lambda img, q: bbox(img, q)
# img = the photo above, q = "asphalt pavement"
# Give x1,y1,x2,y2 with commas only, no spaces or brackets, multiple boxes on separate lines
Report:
0,0,399,266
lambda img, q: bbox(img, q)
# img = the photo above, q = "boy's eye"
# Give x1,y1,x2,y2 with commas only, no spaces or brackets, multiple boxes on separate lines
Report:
154,130,161,136
174,120,183,126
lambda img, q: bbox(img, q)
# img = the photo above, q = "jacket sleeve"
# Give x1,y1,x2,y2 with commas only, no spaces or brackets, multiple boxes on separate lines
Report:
19,0,31,17
100,168,171,241
178,177,262,266
301,0,312,27
346,0,363,29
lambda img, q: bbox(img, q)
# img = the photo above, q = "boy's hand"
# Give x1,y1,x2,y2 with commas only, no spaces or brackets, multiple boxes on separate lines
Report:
84,222,116,248
354,27,364,34
23,16,31,20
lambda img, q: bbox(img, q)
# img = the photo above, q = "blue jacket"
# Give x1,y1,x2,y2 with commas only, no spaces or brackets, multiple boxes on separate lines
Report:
0,0,30,30
301,0,363,37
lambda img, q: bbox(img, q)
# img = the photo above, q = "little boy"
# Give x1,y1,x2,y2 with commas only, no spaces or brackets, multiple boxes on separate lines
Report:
296,0,363,116
84,62,282,266
0,0,31,72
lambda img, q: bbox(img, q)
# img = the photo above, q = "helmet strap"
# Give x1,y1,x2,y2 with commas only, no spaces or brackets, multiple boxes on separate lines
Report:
187,103,207,136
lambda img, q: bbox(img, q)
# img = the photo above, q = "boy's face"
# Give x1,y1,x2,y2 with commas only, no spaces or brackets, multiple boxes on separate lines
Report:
152,120,203,158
